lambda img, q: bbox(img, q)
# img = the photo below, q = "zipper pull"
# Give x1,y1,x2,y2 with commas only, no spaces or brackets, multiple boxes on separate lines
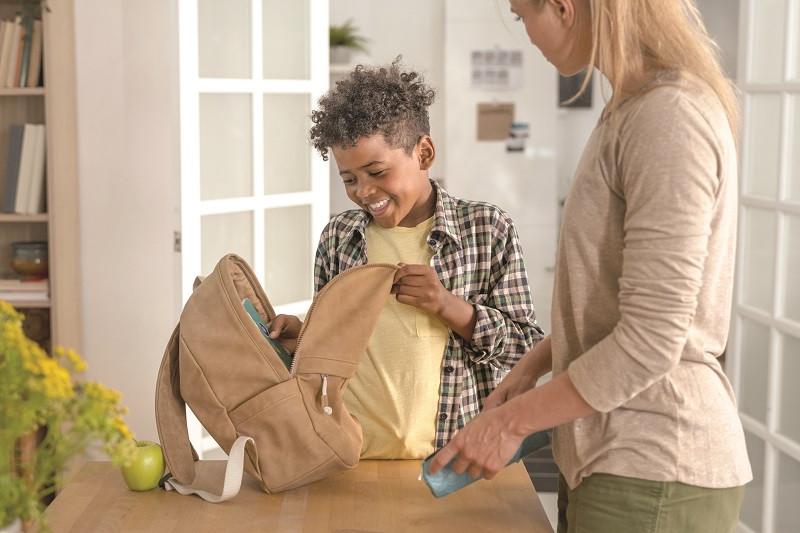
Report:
320,374,333,415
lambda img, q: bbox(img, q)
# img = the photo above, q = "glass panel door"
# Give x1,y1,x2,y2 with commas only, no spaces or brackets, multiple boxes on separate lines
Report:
729,1,800,531
178,0,329,457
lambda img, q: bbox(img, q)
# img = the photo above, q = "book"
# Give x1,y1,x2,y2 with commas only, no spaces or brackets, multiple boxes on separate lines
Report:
0,20,13,86
12,20,26,87
26,124,46,213
0,278,49,292
0,278,49,303
3,17,21,88
0,291,48,302
16,18,31,87
14,124,38,213
25,20,41,88
3,124,24,213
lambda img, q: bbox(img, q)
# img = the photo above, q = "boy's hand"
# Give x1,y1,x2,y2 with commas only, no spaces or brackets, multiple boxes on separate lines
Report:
391,263,448,316
267,314,303,354
392,263,478,341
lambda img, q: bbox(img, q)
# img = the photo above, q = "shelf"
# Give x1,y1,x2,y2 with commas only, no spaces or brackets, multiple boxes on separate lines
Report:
0,87,45,96
0,213,48,222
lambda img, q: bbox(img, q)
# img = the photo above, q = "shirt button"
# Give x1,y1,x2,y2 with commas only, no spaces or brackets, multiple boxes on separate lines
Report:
439,413,448,420
444,366,454,373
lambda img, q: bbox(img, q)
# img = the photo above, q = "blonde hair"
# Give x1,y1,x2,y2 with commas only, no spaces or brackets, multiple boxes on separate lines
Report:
538,0,741,139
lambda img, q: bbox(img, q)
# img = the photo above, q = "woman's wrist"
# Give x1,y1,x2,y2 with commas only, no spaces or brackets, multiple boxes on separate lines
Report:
528,336,553,382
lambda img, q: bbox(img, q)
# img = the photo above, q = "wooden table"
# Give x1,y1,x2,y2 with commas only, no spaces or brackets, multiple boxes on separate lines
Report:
42,460,553,532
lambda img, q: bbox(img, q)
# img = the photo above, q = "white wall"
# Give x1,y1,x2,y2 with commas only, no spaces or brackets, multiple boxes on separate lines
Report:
74,0,180,443
329,0,444,216
443,0,562,335
697,0,739,79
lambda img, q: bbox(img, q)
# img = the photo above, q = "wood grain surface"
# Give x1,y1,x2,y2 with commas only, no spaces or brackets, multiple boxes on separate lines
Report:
41,460,553,532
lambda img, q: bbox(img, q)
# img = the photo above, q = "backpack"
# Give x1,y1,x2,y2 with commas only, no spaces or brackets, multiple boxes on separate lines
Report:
155,253,398,501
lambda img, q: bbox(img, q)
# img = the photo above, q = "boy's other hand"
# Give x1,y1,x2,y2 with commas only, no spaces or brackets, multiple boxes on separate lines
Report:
267,314,303,354
391,263,447,316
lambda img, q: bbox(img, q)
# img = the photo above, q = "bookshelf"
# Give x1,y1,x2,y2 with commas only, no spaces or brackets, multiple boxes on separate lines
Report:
0,0,81,352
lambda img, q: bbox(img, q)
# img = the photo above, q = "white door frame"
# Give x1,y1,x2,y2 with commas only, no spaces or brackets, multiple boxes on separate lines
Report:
177,0,329,457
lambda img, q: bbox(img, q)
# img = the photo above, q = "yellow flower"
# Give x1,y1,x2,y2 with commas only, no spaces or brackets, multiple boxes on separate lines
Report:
1,300,136,528
55,346,88,372
113,416,134,441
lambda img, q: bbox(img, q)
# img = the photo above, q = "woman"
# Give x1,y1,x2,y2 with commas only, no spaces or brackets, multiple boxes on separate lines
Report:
429,1,752,531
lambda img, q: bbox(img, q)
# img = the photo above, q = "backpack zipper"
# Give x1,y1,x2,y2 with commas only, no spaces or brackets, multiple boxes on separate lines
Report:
289,263,397,377
320,374,332,415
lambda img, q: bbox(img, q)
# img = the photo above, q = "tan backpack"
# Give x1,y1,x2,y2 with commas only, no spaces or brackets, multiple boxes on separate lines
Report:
155,253,397,501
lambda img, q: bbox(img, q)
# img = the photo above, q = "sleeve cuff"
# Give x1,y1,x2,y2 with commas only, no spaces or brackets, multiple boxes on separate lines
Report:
466,303,503,363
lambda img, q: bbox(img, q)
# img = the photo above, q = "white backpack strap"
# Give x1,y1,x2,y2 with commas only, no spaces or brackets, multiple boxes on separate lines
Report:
163,435,253,503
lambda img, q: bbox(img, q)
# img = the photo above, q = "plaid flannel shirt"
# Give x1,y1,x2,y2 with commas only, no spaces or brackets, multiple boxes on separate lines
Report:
314,180,545,448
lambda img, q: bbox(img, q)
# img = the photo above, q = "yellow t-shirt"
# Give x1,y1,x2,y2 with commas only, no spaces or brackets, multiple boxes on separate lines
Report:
344,216,449,459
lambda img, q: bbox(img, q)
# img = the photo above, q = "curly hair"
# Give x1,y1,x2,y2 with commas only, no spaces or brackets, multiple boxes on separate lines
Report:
310,58,435,161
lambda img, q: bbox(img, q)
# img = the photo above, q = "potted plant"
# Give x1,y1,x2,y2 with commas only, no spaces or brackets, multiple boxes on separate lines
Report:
329,18,370,65
0,302,136,532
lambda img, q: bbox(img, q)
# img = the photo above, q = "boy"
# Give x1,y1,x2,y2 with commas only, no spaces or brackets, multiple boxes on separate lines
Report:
270,59,543,459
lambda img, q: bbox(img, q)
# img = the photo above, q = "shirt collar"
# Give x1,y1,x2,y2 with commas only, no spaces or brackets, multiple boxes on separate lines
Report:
336,179,463,253
430,180,463,250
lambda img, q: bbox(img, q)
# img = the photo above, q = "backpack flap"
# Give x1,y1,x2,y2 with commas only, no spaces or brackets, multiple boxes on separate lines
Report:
154,324,198,485
288,264,398,473
292,263,399,378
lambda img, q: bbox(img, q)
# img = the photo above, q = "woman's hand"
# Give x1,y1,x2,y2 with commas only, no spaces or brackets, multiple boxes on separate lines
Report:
428,401,525,480
267,314,303,354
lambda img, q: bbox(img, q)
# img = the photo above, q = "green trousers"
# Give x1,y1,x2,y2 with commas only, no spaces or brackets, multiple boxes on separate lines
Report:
557,473,745,533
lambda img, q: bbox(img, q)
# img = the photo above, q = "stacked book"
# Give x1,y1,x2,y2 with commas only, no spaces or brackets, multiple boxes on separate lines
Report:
2,123,46,214
0,16,43,88
0,278,49,303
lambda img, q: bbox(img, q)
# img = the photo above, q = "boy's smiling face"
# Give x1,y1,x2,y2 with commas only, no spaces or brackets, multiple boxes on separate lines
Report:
333,134,436,229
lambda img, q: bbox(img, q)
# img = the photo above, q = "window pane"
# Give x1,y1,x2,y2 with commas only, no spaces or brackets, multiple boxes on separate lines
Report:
262,0,310,79
779,334,800,442
198,0,251,79
741,207,776,311
200,94,253,201
743,94,783,199
749,0,787,83
264,206,312,306
740,432,764,532
785,214,800,321
264,94,311,194
776,452,800,532
738,318,770,423
201,211,253,276
789,96,800,202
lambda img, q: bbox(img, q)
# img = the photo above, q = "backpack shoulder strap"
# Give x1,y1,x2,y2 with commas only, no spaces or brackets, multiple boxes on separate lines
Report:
154,323,197,485
162,435,253,502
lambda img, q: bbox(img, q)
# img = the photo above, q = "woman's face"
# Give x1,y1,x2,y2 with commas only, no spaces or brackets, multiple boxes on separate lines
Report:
509,0,592,77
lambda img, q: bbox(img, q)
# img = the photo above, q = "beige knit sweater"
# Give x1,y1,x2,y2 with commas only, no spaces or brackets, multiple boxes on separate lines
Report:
552,72,752,489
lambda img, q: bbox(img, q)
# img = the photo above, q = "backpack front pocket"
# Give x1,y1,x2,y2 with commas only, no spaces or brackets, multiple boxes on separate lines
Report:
228,378,344,491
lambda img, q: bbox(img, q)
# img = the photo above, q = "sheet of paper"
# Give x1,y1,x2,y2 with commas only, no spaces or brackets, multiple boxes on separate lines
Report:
476,102,514,141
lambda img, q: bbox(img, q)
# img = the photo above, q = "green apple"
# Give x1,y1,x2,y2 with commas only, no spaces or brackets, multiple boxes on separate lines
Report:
120,440,165,491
